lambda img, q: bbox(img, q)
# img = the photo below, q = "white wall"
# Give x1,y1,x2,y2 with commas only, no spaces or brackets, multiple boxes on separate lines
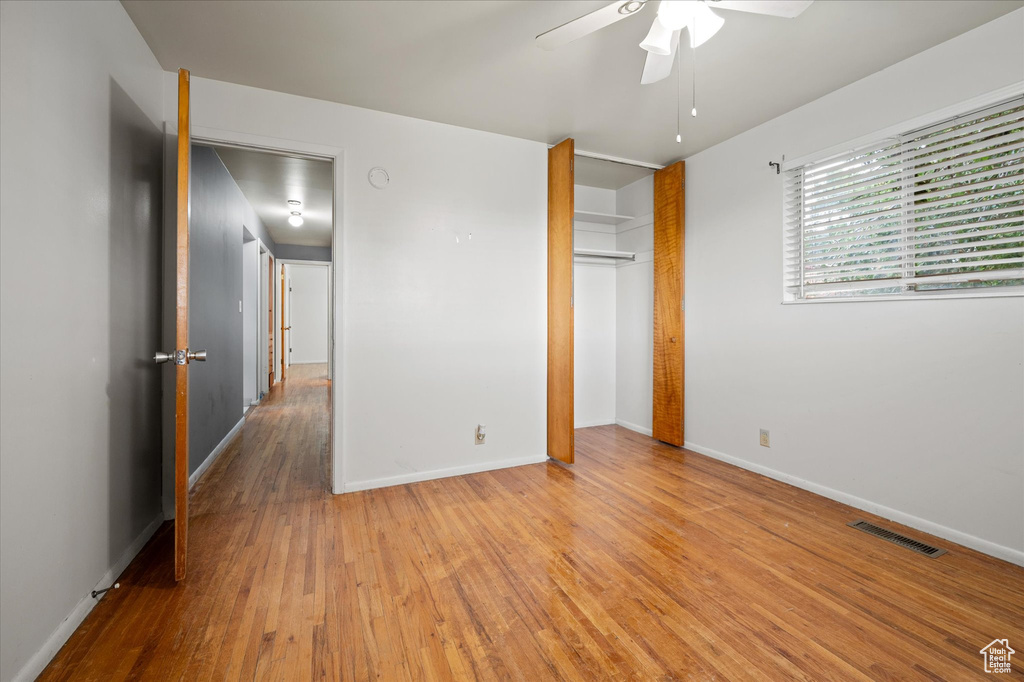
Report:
615,177,655,434
287,264,330,365
573,187,618,427
169,74,548,491
0,2,166,680
242,235,259,405
684,9,1024,563
259,248,271,395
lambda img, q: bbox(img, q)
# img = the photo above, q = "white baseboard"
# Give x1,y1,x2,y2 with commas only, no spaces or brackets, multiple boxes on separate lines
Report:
683,440,1024,568
189,416,245,490
616,419,652,436
344,454,548,492
575,419,616,429
13,513,164,682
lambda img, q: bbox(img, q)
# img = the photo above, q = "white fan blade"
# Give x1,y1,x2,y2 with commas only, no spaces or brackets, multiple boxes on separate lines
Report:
707,1,813,18
640,30,681,85
536,1,647,51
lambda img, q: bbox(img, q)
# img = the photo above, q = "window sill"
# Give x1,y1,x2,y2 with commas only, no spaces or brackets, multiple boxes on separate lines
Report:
782,290,1024,304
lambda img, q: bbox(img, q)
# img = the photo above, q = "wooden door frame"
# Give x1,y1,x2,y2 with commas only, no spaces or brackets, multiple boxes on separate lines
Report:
280,262,287,382
268,254,275,388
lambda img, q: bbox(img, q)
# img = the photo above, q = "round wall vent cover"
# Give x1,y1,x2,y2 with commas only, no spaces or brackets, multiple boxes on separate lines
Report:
368,167,389,189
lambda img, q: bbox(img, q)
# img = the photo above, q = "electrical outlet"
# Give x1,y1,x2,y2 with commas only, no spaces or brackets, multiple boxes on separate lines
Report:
475,424,486,445
759,429,770,448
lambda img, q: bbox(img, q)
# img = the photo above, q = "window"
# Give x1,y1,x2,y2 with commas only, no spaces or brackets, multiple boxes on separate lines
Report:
784,95,1023,301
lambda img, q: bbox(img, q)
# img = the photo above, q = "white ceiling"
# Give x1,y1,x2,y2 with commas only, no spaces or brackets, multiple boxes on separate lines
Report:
211,146,333,247
124,1,1022,166
575,155,653,190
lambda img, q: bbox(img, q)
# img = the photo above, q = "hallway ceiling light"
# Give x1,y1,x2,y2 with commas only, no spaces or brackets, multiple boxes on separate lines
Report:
287,199,301,206
288,212,304,227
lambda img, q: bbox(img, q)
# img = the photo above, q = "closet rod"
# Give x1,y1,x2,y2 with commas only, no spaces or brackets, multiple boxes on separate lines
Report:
574,149,663,171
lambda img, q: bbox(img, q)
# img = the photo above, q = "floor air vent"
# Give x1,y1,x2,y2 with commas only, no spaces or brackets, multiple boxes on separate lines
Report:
847,520,947,558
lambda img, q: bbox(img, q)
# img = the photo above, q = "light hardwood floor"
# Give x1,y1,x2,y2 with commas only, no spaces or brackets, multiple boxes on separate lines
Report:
41,364,1024,680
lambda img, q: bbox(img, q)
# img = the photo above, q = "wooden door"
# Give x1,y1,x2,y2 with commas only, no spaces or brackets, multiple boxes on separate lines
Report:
652,161,685,446
173,68,191,580
547,139,574,463
268,256,275,388
281,264,288,381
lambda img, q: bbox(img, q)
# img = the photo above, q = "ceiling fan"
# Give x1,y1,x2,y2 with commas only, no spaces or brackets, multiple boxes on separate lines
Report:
536,0,813,85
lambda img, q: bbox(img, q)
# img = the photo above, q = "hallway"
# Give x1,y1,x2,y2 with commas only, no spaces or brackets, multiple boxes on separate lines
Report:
40,366,1024,680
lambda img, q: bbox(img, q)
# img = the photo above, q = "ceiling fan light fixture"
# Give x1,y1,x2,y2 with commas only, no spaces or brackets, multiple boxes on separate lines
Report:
639,16,674,55
656,0,700,30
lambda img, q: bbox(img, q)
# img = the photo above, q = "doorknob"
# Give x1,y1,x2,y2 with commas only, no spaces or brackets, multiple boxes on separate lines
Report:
154,349,207,363
670,337,677,343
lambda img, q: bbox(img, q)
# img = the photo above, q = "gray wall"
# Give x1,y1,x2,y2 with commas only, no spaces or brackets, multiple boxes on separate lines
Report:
0,2,166,680
186,145,276,473
275,243,331,262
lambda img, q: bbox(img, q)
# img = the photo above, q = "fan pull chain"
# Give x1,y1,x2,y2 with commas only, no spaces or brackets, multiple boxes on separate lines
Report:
691,18,697,117
676,42,681,143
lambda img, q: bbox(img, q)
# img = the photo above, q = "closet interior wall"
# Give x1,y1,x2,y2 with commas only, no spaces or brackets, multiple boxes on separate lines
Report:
573,175,655,434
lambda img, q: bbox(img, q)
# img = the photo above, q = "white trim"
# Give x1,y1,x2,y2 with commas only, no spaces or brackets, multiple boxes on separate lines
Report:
189,416,245,490
12,514,164,682
683,440,1024,567
344,454,548,492
783,82,1024,170
575,420,616,429
615,419,653,436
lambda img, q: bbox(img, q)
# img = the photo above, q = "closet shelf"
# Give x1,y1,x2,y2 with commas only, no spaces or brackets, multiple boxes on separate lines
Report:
573,249,636,261
574,210,635,225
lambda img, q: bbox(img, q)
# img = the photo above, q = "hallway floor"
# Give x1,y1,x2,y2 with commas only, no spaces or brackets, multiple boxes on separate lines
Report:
41,364,1024,680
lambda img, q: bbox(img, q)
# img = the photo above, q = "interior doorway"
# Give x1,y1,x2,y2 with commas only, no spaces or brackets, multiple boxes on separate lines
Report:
280,262,331,372
163,111,340,580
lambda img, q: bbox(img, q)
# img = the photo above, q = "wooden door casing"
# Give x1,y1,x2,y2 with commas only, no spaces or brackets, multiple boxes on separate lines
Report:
652,161,685,446
174,68,191,581
281,264,287,382
547,139,574,464
268,256,275,388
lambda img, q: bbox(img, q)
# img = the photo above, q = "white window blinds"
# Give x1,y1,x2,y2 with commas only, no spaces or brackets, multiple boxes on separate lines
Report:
784,95,1024,300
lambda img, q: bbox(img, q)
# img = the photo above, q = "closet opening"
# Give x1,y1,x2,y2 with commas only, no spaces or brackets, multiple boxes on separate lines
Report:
572,155,656,437
547,143,684,462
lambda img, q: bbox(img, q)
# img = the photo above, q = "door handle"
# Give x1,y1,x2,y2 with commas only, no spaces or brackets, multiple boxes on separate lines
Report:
154,349,207,363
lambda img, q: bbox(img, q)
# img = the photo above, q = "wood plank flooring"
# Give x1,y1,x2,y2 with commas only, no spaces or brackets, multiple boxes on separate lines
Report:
41,364,1024,680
